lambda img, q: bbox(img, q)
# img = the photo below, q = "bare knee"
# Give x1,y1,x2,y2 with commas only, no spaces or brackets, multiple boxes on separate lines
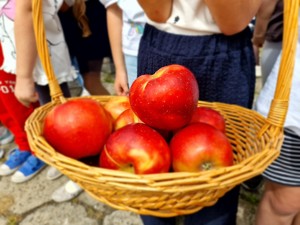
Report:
264,185,300,216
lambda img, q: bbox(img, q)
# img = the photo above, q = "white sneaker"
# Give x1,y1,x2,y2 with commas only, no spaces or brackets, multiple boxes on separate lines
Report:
80,87,90,97
51,180,83,202
46,167,63,180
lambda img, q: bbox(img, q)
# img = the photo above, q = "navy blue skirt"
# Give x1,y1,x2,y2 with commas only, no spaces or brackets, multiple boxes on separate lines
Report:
138,24,255,225
138,24,256,109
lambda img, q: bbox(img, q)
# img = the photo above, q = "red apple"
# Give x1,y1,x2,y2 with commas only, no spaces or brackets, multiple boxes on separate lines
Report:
170,123,233,172
189,107,226,133
114,108,143,130
99,123,171,174
43,98,113,159
104,96,130,121
129,64,199,130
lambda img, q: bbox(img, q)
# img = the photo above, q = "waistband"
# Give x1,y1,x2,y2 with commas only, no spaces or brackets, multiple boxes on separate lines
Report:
142,23,253,57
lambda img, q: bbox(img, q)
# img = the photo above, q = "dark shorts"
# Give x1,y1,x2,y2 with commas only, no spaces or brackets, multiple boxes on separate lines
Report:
138,24,256,108
58,0,111,74
35,83,70,105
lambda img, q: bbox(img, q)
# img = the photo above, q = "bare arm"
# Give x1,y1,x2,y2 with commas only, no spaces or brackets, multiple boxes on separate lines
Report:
252,0,279,47
137,0,172,23
204,0,261,35
107,3,129,96
14,0,39,107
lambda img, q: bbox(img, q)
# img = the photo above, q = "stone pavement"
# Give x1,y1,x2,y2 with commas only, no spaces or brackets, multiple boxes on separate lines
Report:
0,148,260,225
0,60,262,225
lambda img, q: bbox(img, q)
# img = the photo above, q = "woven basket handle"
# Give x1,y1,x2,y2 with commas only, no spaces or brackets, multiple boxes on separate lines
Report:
32,0,66,103
262,0,299,131
32,0,298,124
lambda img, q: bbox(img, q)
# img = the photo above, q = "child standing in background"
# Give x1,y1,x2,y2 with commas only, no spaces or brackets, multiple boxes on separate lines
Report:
0,0,81,183
14,0,78,106
50,0,146,202
58,0,111,96
0,0,44,183
100,0,146,96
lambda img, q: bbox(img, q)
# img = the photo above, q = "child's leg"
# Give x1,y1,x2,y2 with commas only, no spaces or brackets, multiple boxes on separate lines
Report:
0,99,16,143
0,71,38,177
0,45,45,182
0,72,37,150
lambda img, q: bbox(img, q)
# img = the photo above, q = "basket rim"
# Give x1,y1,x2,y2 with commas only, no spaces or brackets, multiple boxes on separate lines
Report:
26,96,282,187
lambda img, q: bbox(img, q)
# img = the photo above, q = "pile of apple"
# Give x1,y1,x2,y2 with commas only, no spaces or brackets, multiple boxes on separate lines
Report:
43,64,233,175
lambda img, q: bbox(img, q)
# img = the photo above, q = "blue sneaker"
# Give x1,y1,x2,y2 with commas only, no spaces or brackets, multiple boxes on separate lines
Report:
11,155,46,183
0,149,31,176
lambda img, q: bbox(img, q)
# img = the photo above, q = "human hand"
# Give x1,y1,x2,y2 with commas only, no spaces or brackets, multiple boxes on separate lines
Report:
14,76,39,107
114,72,129,96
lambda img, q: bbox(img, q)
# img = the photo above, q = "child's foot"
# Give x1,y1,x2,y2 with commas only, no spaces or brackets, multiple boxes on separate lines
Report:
46,166,63,180
0,148,4,159
11,155,46,183
51,180,83,202
0,149,31,176
0,126,14,145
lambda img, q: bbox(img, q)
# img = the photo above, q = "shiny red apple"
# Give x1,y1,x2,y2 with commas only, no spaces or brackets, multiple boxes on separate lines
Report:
43,98,113,159
104,96,130,121
189,107,226,133
170,123,233,172
99,123,171,174
114,108,142,130
129,64,199,130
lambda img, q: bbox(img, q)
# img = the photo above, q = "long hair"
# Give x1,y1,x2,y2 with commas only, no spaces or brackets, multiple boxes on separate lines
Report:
72,0,92,37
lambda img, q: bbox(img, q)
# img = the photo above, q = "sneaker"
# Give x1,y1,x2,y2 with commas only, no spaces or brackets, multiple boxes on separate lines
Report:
51,180,83,202
11,155,46,183
0,127,14,145
0,149,31,176
46,166,63,180
242,175,264,192
0,146,17,159
0,148,4,159
80,87,90,97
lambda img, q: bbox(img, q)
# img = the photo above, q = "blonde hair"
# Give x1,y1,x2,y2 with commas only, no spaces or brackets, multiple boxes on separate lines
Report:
72,0,92,37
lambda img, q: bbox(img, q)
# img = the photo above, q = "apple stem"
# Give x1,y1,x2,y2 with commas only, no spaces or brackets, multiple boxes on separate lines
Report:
202,162,213,171
121,164,135,174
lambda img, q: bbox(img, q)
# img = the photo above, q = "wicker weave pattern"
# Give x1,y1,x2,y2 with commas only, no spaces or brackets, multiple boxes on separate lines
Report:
26,0,298,217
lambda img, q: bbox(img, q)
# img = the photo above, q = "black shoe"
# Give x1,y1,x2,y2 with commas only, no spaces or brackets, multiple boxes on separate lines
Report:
242,175,263,192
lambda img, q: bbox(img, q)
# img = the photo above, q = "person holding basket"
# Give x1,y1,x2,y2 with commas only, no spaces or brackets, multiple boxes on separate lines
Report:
136,0,260,224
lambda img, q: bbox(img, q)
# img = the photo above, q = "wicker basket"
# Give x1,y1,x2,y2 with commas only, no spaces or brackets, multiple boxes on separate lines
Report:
26,0,298,217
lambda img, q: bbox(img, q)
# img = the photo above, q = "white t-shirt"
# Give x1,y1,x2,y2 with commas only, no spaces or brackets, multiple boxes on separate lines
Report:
255,13,300,136
0,0,76,85
100,0,146,56
147,0,221,36
118,0,146,56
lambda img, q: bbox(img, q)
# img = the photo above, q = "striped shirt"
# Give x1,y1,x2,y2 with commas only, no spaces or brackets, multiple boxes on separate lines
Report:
263,128,300,186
